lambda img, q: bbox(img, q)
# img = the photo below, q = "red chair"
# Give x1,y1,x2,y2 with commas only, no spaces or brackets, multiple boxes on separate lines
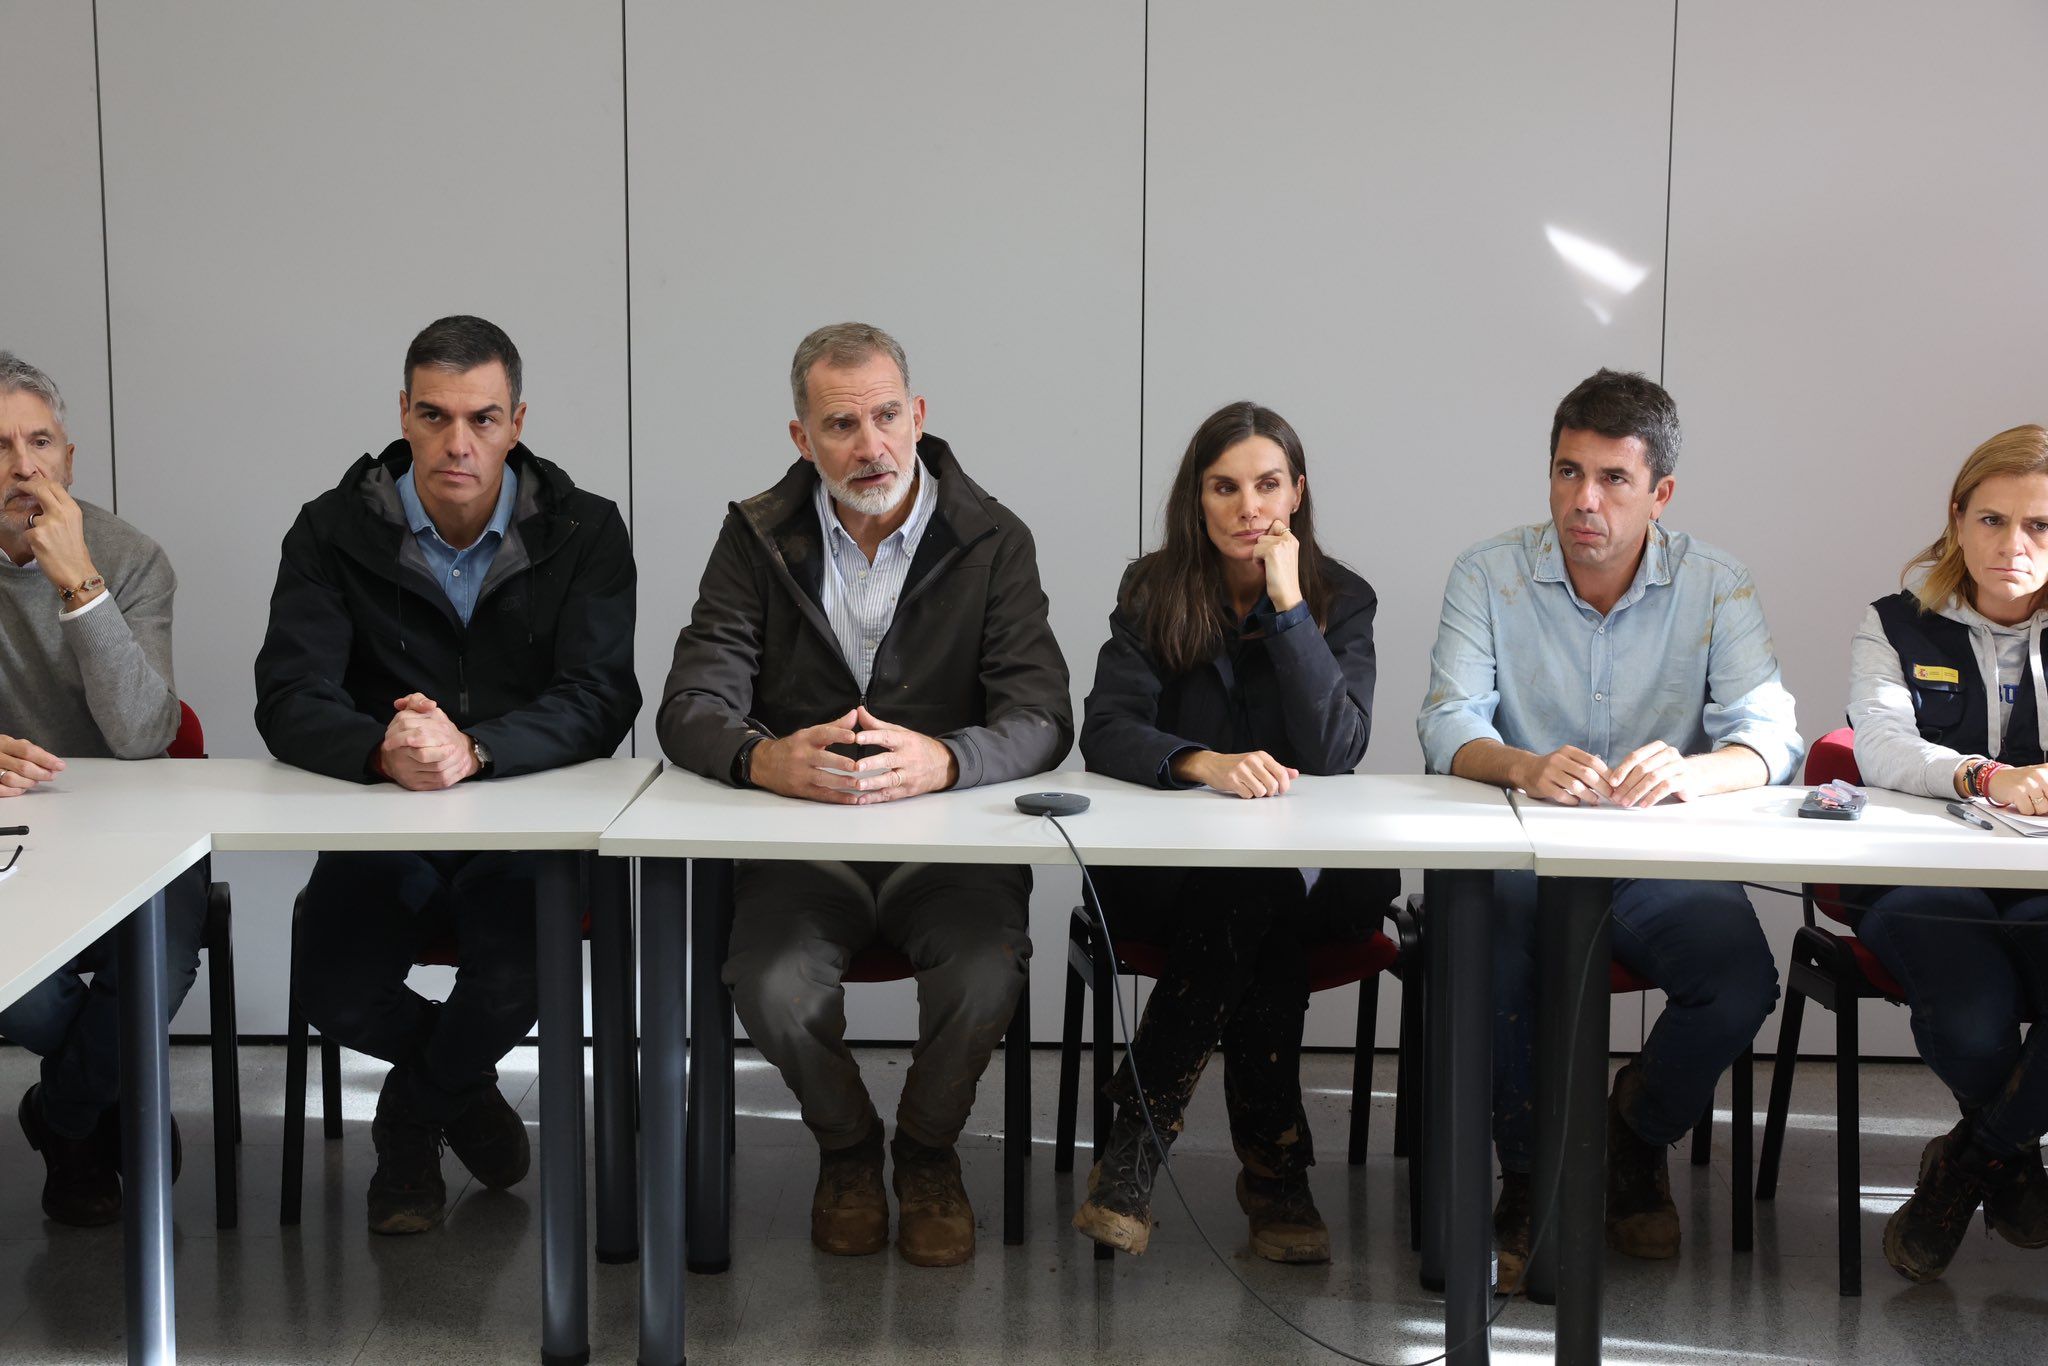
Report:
1755,726,1911,1296
1052,880,1407,1261
167,702,245,1229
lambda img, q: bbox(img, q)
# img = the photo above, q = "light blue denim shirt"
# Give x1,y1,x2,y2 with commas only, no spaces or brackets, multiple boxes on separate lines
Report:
396,464,518,626
1416,520,1803,783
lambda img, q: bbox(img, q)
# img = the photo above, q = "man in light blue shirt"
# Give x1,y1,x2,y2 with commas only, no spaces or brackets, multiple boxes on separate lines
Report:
1417,368,1801,1289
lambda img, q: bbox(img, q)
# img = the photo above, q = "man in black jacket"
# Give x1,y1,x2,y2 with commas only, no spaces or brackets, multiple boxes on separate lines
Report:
254,316,638,1234
660,322,1070,1267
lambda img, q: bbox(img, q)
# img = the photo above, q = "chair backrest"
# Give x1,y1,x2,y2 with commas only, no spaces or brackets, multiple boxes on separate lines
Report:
169,700,207,759
1801,727,1861,927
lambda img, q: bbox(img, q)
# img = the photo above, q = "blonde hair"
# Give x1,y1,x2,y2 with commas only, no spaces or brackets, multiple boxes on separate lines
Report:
1908,423,2048,614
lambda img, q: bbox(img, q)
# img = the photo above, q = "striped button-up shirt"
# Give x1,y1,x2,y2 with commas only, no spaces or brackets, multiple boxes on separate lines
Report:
813,460,939,692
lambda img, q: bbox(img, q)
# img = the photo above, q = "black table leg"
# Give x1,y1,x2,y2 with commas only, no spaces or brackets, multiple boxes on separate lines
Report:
537,853,589,1366
1430,870,1493,1366
685,857,735,1274
1541,875,1610,1366
118,887,176,1366
591,857,640,1265
638,857,688,1366
1525,883,1569,1306
1419,879,1447,1292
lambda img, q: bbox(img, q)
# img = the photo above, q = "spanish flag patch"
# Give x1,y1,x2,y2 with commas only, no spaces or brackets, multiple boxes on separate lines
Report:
1912,664,1962,684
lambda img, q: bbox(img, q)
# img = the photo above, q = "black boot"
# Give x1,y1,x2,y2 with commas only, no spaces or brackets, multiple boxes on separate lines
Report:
1073,1109,1173,1255
19,1086,121,1228
1884,1118,1996,1282
442,1070,529,1190
1605,1063,1680,1259
367,1068,447,1236
1984,1143,2048,1250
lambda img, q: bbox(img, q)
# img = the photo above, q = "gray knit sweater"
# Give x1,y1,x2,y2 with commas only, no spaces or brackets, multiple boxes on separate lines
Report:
0,499,180,759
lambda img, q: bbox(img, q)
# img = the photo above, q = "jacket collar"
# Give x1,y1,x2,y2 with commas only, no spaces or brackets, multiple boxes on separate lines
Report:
338,440,575,579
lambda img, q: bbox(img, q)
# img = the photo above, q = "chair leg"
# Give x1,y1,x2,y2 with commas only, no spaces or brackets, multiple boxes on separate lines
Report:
1054,954,1084,1173
320,1038,343,1140
1757,985,1807,1200
1349,972,1381,1166
1837,998,1862,1297
1004,977,1029,1246
1733,1046,1754,1253
1393,970,1417,1160
281,985,309,1227
205,894,239,1230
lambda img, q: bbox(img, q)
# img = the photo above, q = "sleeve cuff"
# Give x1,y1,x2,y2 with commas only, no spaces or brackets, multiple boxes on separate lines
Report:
58,589,111,622
1260,601,1312,634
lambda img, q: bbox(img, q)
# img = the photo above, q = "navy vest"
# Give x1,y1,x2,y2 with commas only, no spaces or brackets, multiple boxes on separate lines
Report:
1872,590,2045,766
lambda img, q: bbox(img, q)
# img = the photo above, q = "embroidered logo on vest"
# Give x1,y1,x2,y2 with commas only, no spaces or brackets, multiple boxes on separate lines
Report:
1912,664,1961,684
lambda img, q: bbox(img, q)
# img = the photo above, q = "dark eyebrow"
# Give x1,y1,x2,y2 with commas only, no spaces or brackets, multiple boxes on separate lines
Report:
468,405,505,420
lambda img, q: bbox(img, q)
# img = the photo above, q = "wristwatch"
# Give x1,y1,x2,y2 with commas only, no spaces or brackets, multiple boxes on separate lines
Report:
469,735,494,779
734,734,765,788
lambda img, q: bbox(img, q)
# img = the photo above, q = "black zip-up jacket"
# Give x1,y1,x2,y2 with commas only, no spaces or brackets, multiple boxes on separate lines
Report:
1082,557,1380,786
658,434,1072,788
254,440,639,782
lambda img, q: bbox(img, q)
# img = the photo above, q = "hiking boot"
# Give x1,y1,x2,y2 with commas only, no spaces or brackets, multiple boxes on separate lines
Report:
19,1086,121,1227
1984,1142,2048,1250
811,1119,888,1256
1237,1170,1330,1264
891,1128,974,1267
92,1102,183,1183
1073,1109,1170,1255
1605,1064,1679,1259
1885,1119,1995,1282
1495,1170,1532,1293
443,1074,529,1190
367,1069,447,1235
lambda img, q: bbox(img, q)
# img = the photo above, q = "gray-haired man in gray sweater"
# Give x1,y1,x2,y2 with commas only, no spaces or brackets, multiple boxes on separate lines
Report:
0,351,205,1227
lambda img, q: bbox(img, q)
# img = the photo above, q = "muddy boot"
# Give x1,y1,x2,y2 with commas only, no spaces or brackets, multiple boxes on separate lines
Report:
19,1085,121,1228
890,1128,974,1267
1983,1142,2048,1250
1074,1109,1171,1255
1494,1170,1532,1294
367,1069,447,1236
1237,1170,1330,1264
443,1072,530,1190
1885,1119,1996,1282
1605,1064,1679,1259
811,1118,888,1256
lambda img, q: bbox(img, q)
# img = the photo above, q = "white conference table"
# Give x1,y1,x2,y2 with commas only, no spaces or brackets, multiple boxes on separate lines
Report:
13,755,658,1366
1511,783,2048,1363
1,824,214,1366
599,765,1529,1366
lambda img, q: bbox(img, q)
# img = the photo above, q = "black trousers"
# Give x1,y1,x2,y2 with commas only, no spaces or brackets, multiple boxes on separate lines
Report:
294,850,553,1124
1091,864,1396,1178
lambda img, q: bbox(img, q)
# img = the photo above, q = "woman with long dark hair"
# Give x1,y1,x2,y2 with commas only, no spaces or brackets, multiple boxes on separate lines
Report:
1071,401,1392,1261
1848,423,2048,1282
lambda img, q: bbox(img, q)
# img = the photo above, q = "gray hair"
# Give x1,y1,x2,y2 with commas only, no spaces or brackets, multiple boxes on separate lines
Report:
789,322,909,420
0,352,67,425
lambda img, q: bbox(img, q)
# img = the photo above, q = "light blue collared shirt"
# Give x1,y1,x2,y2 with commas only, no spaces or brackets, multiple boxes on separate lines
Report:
813,460,939,692
1416,521,1803,783
397,465,518,626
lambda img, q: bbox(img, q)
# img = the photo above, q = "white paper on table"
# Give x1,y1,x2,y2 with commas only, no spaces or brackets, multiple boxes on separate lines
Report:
1974,798,2048,837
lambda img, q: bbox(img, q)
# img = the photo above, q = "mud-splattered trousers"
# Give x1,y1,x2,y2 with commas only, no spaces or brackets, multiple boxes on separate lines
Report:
1089,864,1396,1179
725,859,1031,1152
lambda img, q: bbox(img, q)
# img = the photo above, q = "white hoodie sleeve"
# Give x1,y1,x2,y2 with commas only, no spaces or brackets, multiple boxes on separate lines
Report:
1847,603,1972,798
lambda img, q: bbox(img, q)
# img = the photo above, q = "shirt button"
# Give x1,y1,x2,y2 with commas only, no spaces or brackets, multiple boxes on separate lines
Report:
451,569,461,578
1594,692,1604,701
1597,626,1605,634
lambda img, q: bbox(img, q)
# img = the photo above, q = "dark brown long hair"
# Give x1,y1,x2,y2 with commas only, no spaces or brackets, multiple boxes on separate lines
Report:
1122,401,1336,676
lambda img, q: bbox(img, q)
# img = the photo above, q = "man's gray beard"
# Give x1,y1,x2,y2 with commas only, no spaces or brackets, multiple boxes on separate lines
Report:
824,464,913,519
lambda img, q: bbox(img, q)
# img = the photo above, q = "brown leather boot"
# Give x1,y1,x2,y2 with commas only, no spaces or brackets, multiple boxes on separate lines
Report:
811,1120,888,1256
1605,1063,1680,1259
891,1128,974,1267
1073,1109,1168,1255
1237,1170,1331,1264
1494,1170,1532,1293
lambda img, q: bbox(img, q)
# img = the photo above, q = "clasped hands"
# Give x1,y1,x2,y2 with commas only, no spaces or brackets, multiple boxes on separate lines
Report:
749,706,956,805
1517,741,1694,808
378,693,480,791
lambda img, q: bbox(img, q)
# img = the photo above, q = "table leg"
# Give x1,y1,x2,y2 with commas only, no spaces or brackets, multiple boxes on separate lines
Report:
591,857,640,1264
1431,869,1493,1366
1418,880,1447,1293
1525,887,1568,1306
118,887,176,1366
1542,875,1610,1366
685,857,735,1274
638,857,688,1366
537,853,589,1366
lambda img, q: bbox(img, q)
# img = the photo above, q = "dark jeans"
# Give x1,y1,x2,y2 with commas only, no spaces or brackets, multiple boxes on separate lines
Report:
0,861,209,1138
1857,885,2048,1157
294,850,552,1125
1490,870,1779,1172
1090,864,1398,1179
